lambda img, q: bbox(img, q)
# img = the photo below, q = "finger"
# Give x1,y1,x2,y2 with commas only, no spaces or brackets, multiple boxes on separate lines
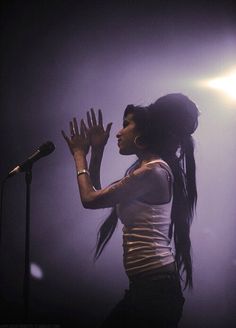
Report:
73,117,79,134
80,119,86,138
98,109,103,126
61,130,74,155
70,121,74,137
87,110,92,128
81,119,89,135
91,108,97,126
61,130,70,143
105,122,113,135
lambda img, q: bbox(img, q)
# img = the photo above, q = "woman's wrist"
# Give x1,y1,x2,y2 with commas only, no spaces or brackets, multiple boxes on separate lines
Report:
90,147,104,166
91,146,105,155
73,149,87,158
73,149,88,170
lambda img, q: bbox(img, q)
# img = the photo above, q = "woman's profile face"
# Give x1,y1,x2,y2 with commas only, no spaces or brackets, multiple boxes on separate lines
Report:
116,113,139,155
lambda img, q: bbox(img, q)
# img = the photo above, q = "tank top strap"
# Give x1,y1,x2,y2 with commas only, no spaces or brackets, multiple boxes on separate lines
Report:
127,159,173,178
145,159,173,180
146,159,169,167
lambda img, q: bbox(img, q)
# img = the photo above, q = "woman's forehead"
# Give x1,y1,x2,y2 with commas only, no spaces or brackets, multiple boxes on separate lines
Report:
123,113,134,122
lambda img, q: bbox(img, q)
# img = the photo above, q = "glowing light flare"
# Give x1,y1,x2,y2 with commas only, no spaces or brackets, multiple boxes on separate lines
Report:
30,262,44,280
202,70,236,100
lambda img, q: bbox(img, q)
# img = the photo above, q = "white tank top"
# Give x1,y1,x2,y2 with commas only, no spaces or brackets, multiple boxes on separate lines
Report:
117,159,175,277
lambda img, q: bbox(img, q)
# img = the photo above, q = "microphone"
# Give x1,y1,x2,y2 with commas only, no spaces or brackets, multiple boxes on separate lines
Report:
7,141,55,179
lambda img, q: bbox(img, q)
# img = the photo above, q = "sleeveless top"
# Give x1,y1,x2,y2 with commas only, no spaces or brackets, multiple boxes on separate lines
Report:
117,159,175,277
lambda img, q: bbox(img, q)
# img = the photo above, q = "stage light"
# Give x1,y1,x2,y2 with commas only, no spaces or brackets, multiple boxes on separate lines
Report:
30,262,43,280
201,69,236,101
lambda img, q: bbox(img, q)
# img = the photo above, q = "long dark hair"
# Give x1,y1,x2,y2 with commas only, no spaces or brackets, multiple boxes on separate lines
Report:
95,93,199,289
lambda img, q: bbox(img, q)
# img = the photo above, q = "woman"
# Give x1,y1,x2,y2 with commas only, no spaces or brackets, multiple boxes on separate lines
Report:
62,93,199,327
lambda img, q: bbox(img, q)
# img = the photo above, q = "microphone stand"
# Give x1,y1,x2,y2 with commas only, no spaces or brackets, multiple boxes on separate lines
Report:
23,163,32,322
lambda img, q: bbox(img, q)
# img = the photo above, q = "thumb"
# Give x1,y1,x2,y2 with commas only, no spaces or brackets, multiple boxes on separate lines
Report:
105,122,113,135
61,130,69,142
61,130,73,155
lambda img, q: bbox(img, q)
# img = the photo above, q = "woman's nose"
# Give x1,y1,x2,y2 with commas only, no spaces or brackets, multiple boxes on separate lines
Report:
116,130,122,138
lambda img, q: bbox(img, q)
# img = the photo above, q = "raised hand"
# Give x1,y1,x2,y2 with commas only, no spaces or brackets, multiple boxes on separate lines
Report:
87,108,112,151
62,117,90,156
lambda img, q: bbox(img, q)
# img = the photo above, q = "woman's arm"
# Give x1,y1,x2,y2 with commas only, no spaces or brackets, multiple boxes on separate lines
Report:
62,111,114,207
89,149,103,190
62,115,169,209
86,108,112,190
73,150,168,209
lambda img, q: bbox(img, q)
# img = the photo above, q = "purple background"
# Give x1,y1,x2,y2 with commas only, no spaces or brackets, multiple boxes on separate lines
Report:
1,1,236,327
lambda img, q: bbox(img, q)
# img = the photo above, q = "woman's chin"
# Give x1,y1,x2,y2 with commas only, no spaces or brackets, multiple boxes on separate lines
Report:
119,147,133,155
119,147,126,155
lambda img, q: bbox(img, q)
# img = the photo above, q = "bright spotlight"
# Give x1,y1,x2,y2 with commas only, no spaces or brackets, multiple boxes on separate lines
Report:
30,262,44,280
200,69,236,101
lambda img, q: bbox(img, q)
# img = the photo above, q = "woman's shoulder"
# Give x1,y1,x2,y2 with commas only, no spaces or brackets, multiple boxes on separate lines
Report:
136,160,173,204
145,160,173,181
128,160,170,187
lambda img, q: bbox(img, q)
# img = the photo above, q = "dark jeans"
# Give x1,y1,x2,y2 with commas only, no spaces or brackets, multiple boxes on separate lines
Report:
100,272,185,328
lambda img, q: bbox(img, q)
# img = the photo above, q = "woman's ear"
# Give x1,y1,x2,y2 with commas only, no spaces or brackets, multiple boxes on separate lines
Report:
134,136,148,149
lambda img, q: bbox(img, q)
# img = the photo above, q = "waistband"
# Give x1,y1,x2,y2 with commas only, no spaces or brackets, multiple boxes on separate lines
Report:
129,270,179,284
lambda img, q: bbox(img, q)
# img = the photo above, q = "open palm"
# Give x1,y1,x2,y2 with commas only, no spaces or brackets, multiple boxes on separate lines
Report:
86,108,112,150
62,117,90,156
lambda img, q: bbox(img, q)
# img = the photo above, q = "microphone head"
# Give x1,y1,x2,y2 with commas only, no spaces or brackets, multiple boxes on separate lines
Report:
39,141,55,156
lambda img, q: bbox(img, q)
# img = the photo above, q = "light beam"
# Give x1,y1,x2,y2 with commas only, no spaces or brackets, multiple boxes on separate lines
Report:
201,68,236,101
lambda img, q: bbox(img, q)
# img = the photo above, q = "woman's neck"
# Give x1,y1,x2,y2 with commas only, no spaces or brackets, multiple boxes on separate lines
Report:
137,151,161,167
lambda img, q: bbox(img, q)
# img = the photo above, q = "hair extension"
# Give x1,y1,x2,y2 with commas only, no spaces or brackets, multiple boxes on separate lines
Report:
165,141,196,289
94,207,118,260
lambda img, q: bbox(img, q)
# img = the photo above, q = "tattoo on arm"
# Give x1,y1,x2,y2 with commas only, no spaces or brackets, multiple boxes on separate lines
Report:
103,173,134,194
